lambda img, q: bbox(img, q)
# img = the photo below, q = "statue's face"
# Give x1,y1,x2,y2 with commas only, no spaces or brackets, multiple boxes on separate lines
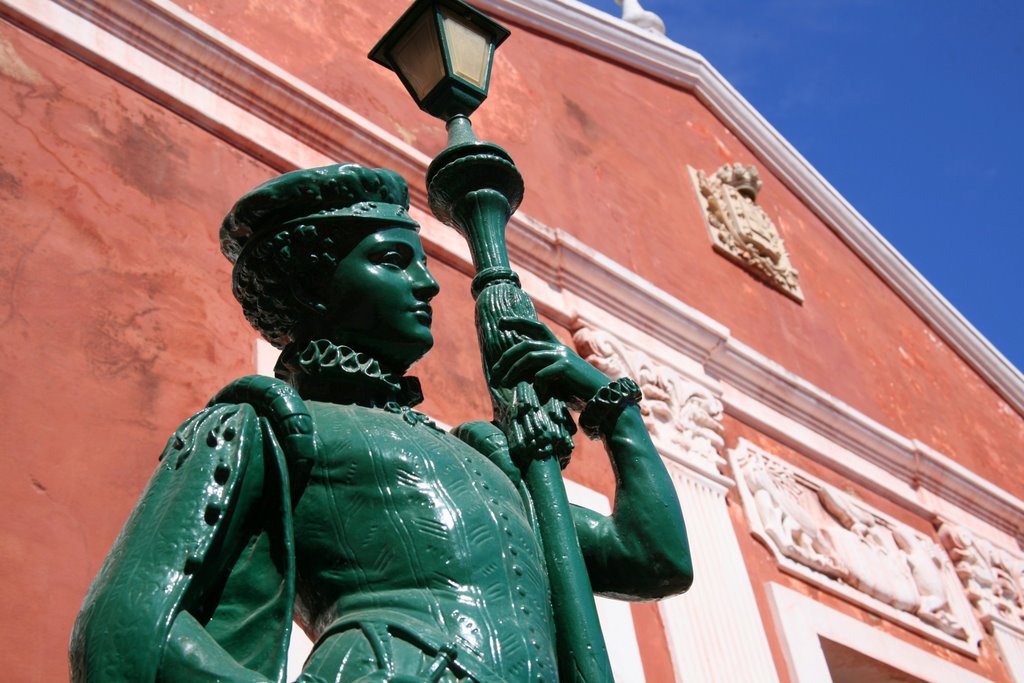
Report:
322,227,439,373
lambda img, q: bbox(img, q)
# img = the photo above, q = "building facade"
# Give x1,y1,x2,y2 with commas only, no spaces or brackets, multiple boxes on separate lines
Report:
1,0,1022,680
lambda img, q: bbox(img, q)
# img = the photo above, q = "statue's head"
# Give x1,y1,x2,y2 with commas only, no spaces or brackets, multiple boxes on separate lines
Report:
221,163,439,374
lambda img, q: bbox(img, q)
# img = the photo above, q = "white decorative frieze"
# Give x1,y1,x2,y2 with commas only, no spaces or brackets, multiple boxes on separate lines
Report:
731,439,980,653
939,524,1024,682
573,329,779,680
691,163,804,302
939,523,1024,633
573,327,725,476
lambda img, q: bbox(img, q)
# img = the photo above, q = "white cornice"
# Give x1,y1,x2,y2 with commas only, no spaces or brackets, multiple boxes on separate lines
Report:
2,0,1022,540
475,0,1024,416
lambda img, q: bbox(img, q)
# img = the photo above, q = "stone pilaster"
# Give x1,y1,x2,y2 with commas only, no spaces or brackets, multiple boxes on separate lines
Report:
992,621,1024,683
658,462,780,682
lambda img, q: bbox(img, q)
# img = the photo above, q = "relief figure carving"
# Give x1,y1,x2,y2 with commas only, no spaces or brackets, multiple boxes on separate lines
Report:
939,523,1024,632
740,449,843,577
734,443,971,642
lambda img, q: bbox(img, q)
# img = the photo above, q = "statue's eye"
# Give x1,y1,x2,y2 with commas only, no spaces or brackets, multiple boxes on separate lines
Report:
372,247,411,269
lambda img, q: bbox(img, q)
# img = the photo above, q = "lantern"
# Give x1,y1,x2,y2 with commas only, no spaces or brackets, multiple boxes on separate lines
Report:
369,0,510,120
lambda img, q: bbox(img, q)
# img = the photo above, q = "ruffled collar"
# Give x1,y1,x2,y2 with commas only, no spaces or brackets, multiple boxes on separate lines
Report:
276,339,424,409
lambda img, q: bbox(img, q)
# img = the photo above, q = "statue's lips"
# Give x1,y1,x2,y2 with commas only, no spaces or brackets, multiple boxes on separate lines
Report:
411,304,432,324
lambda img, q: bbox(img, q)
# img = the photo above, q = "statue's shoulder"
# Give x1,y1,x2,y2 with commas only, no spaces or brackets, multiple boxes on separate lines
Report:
210,375,308,422
210,375,317,470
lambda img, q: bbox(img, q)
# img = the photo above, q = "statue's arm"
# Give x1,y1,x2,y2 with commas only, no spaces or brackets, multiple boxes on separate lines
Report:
72,376,311,683
569,405,692,600
158,416,270,683
490,318,692,601
163,376,315,682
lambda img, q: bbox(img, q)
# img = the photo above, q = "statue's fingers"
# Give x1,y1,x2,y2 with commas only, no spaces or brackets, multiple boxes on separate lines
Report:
491,339,548,381
494,350,548,387
494,350,558,387
498,316,557,342
531,363,568,402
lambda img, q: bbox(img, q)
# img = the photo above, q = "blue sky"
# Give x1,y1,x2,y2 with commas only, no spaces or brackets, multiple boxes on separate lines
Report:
583,0,1023,373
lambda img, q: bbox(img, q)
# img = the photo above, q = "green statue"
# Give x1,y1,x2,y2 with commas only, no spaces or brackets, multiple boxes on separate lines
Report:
70,163,692,682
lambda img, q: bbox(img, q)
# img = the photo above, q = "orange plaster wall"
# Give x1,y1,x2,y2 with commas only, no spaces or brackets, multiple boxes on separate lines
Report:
0,21,279,681
185,0,1023,498
721,418,1012,683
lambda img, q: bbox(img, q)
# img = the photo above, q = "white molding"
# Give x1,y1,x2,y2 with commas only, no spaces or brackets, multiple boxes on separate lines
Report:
766,583,991,683
5,0,1023,542
572,325,733,488
286,625,314,682
991,620,1024,683
474,0,1023,416
711,336,1024,542
939,522,1024,641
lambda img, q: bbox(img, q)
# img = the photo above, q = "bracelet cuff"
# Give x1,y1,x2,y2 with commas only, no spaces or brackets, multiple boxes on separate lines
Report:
578,377,642,440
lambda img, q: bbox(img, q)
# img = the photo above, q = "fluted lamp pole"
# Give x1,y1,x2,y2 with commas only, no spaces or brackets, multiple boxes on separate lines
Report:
370,3,614,681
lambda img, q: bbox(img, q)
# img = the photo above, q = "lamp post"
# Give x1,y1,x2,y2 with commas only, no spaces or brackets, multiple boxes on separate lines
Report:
371,3,615,681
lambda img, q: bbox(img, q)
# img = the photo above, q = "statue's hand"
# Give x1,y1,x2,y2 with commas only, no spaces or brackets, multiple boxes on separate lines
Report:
491,317,609,406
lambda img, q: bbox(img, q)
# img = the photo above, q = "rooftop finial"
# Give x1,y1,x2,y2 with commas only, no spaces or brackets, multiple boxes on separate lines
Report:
616,0,665,35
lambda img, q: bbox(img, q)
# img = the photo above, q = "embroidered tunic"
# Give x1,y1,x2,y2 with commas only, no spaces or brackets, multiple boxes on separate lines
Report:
276,342,557,681
293,401,557,682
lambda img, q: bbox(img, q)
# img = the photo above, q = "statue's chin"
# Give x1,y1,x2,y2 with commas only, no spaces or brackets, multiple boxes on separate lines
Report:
349,335,434,376
390,341,434,375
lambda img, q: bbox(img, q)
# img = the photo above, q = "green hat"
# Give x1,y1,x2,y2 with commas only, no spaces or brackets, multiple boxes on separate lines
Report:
220,163,418,264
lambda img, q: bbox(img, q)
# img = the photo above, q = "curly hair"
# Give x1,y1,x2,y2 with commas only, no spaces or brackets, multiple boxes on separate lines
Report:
233,222,381,347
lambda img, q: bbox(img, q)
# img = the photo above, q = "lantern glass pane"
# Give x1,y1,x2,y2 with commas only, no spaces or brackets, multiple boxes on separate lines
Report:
440,8,490,88
392,9,446,100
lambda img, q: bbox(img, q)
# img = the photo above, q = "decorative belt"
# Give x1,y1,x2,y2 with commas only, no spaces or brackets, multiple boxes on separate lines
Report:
312,609,507,683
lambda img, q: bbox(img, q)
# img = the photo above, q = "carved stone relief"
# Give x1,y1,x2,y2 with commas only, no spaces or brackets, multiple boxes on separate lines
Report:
731,439,979,651
573,327,725,474
939,523,1024,634
690,163,804,302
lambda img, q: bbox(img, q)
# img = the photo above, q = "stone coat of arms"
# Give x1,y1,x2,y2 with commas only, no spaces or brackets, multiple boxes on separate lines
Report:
691,163,803,302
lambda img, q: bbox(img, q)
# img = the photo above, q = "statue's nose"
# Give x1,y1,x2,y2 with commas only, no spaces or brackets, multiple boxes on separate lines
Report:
413,264,440,301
